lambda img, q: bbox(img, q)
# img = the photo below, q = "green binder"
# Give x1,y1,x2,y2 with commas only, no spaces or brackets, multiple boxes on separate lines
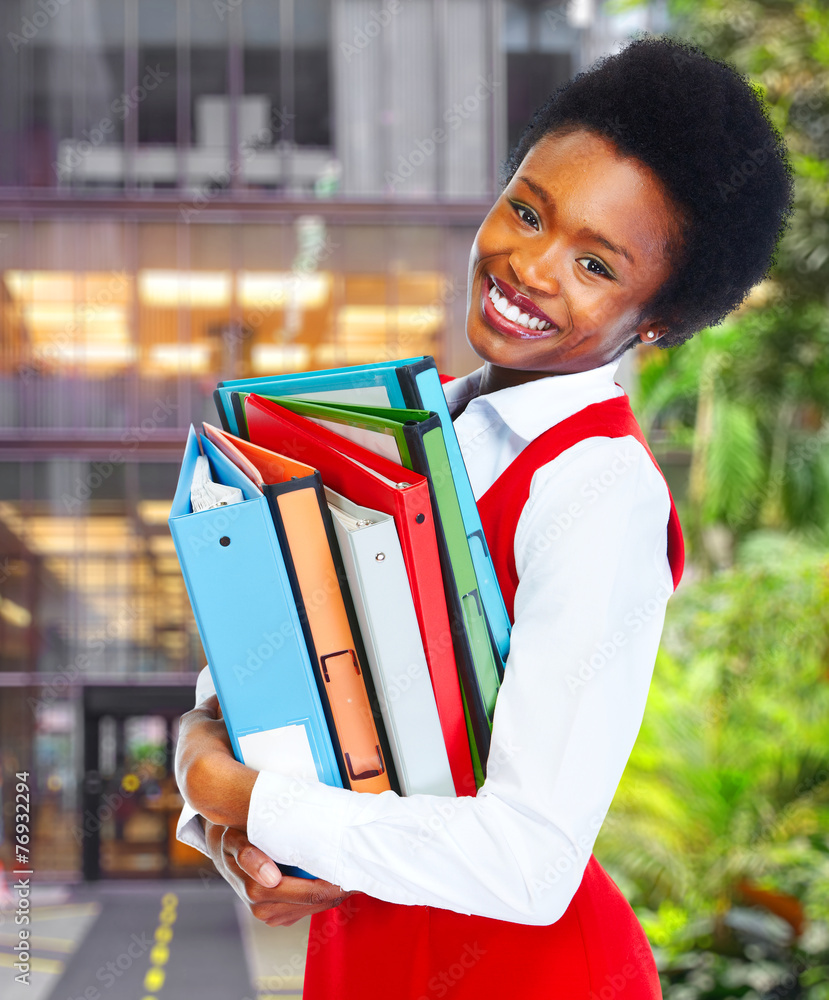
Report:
272,396,501,784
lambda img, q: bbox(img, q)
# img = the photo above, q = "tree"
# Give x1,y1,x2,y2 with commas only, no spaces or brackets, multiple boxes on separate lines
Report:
595,533,829,995
627,0,829,564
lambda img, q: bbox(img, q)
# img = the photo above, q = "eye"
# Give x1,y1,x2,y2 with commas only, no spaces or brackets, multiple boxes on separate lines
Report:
576,256,612,278
509,200,539,230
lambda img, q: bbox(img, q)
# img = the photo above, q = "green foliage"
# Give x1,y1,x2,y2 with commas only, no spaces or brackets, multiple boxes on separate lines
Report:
704,399,765,524
629,0,829,558
607,4,829,993
596,535,829,995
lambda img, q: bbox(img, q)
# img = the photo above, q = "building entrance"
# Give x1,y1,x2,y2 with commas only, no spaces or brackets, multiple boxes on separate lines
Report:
81,685,203,881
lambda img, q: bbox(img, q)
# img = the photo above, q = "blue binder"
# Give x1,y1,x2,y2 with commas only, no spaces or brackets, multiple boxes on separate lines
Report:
214,356,511,674
169,426,343,876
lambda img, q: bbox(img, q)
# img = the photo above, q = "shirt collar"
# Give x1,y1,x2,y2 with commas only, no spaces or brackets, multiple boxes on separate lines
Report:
443,359,624,443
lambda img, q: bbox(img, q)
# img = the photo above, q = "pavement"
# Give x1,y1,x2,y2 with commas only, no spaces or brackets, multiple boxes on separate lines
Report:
0,880,311,1000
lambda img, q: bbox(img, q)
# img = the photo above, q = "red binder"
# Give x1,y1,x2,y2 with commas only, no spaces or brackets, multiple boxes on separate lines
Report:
244,392,475,797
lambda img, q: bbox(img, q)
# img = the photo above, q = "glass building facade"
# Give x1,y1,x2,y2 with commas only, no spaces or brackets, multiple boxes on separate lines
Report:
0,0,667,879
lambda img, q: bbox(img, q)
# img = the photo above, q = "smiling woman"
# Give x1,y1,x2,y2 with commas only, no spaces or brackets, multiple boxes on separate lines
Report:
467,130,679,385
174,36,793,1000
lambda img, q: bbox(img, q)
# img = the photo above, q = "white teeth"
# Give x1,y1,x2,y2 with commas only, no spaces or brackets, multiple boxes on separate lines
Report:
487,280,553,332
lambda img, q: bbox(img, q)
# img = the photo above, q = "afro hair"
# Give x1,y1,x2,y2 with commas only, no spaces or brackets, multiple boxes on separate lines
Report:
504,36,794,347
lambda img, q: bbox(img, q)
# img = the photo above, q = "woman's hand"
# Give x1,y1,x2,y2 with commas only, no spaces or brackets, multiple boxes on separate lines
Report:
204,821,354,927
175,694,257,828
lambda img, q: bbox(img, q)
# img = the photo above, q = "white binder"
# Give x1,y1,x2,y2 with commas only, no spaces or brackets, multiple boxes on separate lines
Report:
325,488,455,798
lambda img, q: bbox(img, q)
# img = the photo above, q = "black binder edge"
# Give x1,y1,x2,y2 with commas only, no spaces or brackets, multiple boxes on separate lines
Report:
212,388,232,432
393,356,433,412
230,392,250,441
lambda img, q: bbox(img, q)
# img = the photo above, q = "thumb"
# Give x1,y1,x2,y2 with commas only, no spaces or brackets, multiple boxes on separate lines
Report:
223,828,283,888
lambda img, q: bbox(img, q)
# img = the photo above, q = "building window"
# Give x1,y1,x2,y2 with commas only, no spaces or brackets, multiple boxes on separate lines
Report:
504,2,579,151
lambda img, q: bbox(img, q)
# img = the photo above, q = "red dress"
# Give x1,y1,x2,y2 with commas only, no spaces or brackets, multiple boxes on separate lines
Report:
303,394,684,1000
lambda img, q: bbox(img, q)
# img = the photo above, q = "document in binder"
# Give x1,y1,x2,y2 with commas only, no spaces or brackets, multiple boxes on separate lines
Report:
168,427,342,876
325,487,455,798
273,397,500,783
200,423,394,796
243,392,476,797
213,356,511,676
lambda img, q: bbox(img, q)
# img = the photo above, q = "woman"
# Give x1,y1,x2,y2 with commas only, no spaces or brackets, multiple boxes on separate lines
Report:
175,37,792,998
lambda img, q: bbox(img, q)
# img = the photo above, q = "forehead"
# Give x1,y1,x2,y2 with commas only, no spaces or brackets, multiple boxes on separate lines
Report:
514,130,679,259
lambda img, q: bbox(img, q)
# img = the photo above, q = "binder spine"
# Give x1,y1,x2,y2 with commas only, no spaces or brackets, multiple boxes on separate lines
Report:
402,420,493,775
262,482,347,784
262,476,398,795
315,482,399,795
400,360,512,669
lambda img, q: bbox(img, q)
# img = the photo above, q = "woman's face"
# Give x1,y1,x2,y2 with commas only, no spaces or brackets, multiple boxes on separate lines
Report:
466,129,679,382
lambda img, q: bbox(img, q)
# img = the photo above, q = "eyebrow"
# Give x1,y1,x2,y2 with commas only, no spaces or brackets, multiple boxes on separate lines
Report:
516,176,635,265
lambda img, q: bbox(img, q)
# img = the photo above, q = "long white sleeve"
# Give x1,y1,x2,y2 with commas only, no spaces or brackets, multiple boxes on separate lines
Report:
245,432,673,924
175,665,217,856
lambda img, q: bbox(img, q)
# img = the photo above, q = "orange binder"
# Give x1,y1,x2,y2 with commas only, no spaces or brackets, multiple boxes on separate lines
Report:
202,422,394,796
243,393,476,797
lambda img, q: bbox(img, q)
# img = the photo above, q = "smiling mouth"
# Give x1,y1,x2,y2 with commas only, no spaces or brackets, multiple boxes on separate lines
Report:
484,275,558,337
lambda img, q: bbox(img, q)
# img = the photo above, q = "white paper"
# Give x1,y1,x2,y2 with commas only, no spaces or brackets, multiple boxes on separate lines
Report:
238,724,319,780
284,386,391,406
305,416,402,464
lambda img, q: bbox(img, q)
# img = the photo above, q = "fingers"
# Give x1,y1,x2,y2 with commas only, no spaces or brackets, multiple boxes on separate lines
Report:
210,825,352,927
183,695,220,724
220,828,347,905
221,827,282,888
247,880,354,927
251,875,349,908
199,693,221,716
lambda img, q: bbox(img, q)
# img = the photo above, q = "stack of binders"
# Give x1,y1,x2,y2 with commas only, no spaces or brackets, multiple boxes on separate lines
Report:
169,356,511,874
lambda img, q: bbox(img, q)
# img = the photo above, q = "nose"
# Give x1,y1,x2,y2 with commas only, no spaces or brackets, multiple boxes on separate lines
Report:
508,243,562,298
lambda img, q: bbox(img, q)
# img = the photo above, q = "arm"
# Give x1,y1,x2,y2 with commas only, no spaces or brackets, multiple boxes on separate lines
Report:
233,435,674,924
175,670,351,924
175,665,219,855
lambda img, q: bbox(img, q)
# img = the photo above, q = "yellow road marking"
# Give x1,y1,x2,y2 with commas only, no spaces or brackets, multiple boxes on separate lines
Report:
256,976,304,989
0,932,76,953
22,903,100,920
0,951,65,974
140,891,178,998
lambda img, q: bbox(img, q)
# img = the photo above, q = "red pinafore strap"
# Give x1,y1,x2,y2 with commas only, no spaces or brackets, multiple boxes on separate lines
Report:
477,393,684,620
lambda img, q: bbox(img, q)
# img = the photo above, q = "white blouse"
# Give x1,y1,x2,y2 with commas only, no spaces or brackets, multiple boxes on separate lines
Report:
177,358,674,925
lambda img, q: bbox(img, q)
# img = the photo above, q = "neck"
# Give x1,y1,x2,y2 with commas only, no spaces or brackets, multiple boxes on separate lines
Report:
478,363,556,397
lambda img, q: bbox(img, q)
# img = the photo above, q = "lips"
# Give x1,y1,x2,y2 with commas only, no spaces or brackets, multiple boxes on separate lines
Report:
481,275,559,339
493,278,555,326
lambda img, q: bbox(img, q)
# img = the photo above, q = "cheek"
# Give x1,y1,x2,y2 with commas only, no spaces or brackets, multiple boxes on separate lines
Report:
473,209,510,261
574,284,642,337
